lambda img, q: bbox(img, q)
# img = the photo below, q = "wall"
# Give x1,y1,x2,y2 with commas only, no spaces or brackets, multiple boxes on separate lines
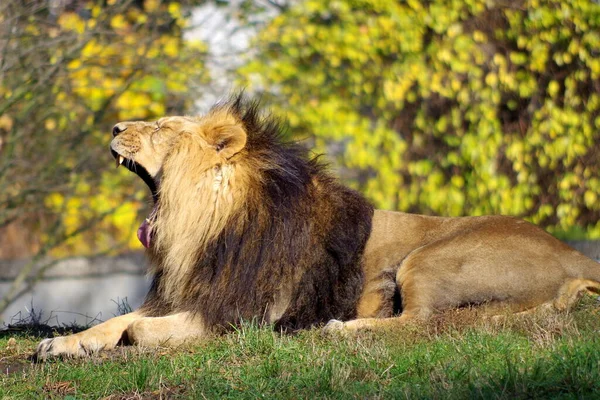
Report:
0,252,149,327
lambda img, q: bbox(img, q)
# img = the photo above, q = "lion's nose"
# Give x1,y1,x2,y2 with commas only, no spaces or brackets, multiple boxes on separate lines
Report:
112,124,127,137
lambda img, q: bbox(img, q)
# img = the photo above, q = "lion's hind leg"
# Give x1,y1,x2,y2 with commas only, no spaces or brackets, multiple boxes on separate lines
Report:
327,246,450,333
324,276,434,333
488,278,600,323
552,278,600,311
325,266,437,333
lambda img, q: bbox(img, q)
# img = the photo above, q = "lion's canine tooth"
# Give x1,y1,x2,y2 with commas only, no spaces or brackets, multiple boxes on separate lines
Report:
116,155,125,168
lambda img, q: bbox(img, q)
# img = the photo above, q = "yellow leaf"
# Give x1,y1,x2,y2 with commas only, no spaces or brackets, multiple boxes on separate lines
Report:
163,37,179,58
110,15,127,30
145,0,160,12
0,114,13,131
58,13,85,34
168,3,182,19
67,59,82,70
584,191,597,208
45,119,56,130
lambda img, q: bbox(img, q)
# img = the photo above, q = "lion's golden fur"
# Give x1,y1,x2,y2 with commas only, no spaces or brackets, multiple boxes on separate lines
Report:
154,123,250,302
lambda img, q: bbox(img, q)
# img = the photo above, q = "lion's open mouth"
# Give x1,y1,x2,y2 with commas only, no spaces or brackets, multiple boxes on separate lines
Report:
111,149,158,249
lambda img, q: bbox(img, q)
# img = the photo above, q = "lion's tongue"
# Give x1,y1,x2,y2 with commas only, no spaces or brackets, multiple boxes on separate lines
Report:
137,219,152,248
137,204,158,249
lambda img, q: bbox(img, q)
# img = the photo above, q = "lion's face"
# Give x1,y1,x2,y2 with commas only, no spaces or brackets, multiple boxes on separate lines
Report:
110,116,200,184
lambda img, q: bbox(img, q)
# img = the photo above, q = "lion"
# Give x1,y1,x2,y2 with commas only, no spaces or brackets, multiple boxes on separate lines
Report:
35,95,600,359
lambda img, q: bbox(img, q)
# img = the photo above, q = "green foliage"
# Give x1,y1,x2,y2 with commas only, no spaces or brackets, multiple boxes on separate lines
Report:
240,0,600,236
0,1,208,256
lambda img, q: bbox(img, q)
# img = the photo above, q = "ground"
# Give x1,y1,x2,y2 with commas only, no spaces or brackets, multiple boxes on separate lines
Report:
2,297,600,399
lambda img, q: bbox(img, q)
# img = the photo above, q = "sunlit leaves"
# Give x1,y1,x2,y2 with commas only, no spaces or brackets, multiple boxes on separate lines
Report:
240,0,600,236
0,1,208,256
47,2,209,255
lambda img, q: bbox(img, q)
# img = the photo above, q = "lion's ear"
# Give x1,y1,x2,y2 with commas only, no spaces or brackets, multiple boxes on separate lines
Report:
207,124,247,159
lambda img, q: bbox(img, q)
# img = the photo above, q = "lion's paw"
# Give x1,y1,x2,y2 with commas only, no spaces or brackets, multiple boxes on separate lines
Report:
323,319,347,335
35,336,99,361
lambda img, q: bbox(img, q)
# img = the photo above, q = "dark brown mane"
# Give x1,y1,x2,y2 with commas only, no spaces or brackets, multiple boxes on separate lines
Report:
142,95,374,331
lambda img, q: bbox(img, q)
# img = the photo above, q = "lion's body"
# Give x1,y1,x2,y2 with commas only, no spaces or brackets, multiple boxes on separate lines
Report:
142,158,373,332
36,96,600,359
357,211,600,325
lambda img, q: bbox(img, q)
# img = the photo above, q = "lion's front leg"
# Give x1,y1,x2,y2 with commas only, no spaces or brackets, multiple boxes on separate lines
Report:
35,311,143,360
126,312,206,348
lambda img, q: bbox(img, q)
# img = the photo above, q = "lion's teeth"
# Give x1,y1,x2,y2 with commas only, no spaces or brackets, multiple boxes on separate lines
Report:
119,156,125,165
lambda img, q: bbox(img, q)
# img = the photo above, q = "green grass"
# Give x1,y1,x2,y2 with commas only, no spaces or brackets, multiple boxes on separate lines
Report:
2,298,600,399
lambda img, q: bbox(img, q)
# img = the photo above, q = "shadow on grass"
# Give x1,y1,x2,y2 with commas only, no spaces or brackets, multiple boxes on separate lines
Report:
0,323,86,340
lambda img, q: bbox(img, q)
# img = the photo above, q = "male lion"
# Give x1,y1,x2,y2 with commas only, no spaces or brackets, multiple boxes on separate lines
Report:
36,96,600,359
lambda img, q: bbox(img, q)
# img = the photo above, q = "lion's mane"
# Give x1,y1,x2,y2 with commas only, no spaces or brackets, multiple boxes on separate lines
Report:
141,95,374,331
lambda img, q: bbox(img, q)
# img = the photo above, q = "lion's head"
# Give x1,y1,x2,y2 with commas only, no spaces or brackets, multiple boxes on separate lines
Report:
110,102,252,296
110,109,248,234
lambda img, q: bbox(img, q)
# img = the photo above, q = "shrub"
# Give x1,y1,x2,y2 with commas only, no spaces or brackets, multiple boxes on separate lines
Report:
241,0,600,237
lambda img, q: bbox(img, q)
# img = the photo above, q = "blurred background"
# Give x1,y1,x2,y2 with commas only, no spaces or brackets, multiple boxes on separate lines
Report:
1,0,600,325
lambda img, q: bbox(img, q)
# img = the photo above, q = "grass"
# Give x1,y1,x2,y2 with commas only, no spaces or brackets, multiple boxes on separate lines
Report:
2,297,600,399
